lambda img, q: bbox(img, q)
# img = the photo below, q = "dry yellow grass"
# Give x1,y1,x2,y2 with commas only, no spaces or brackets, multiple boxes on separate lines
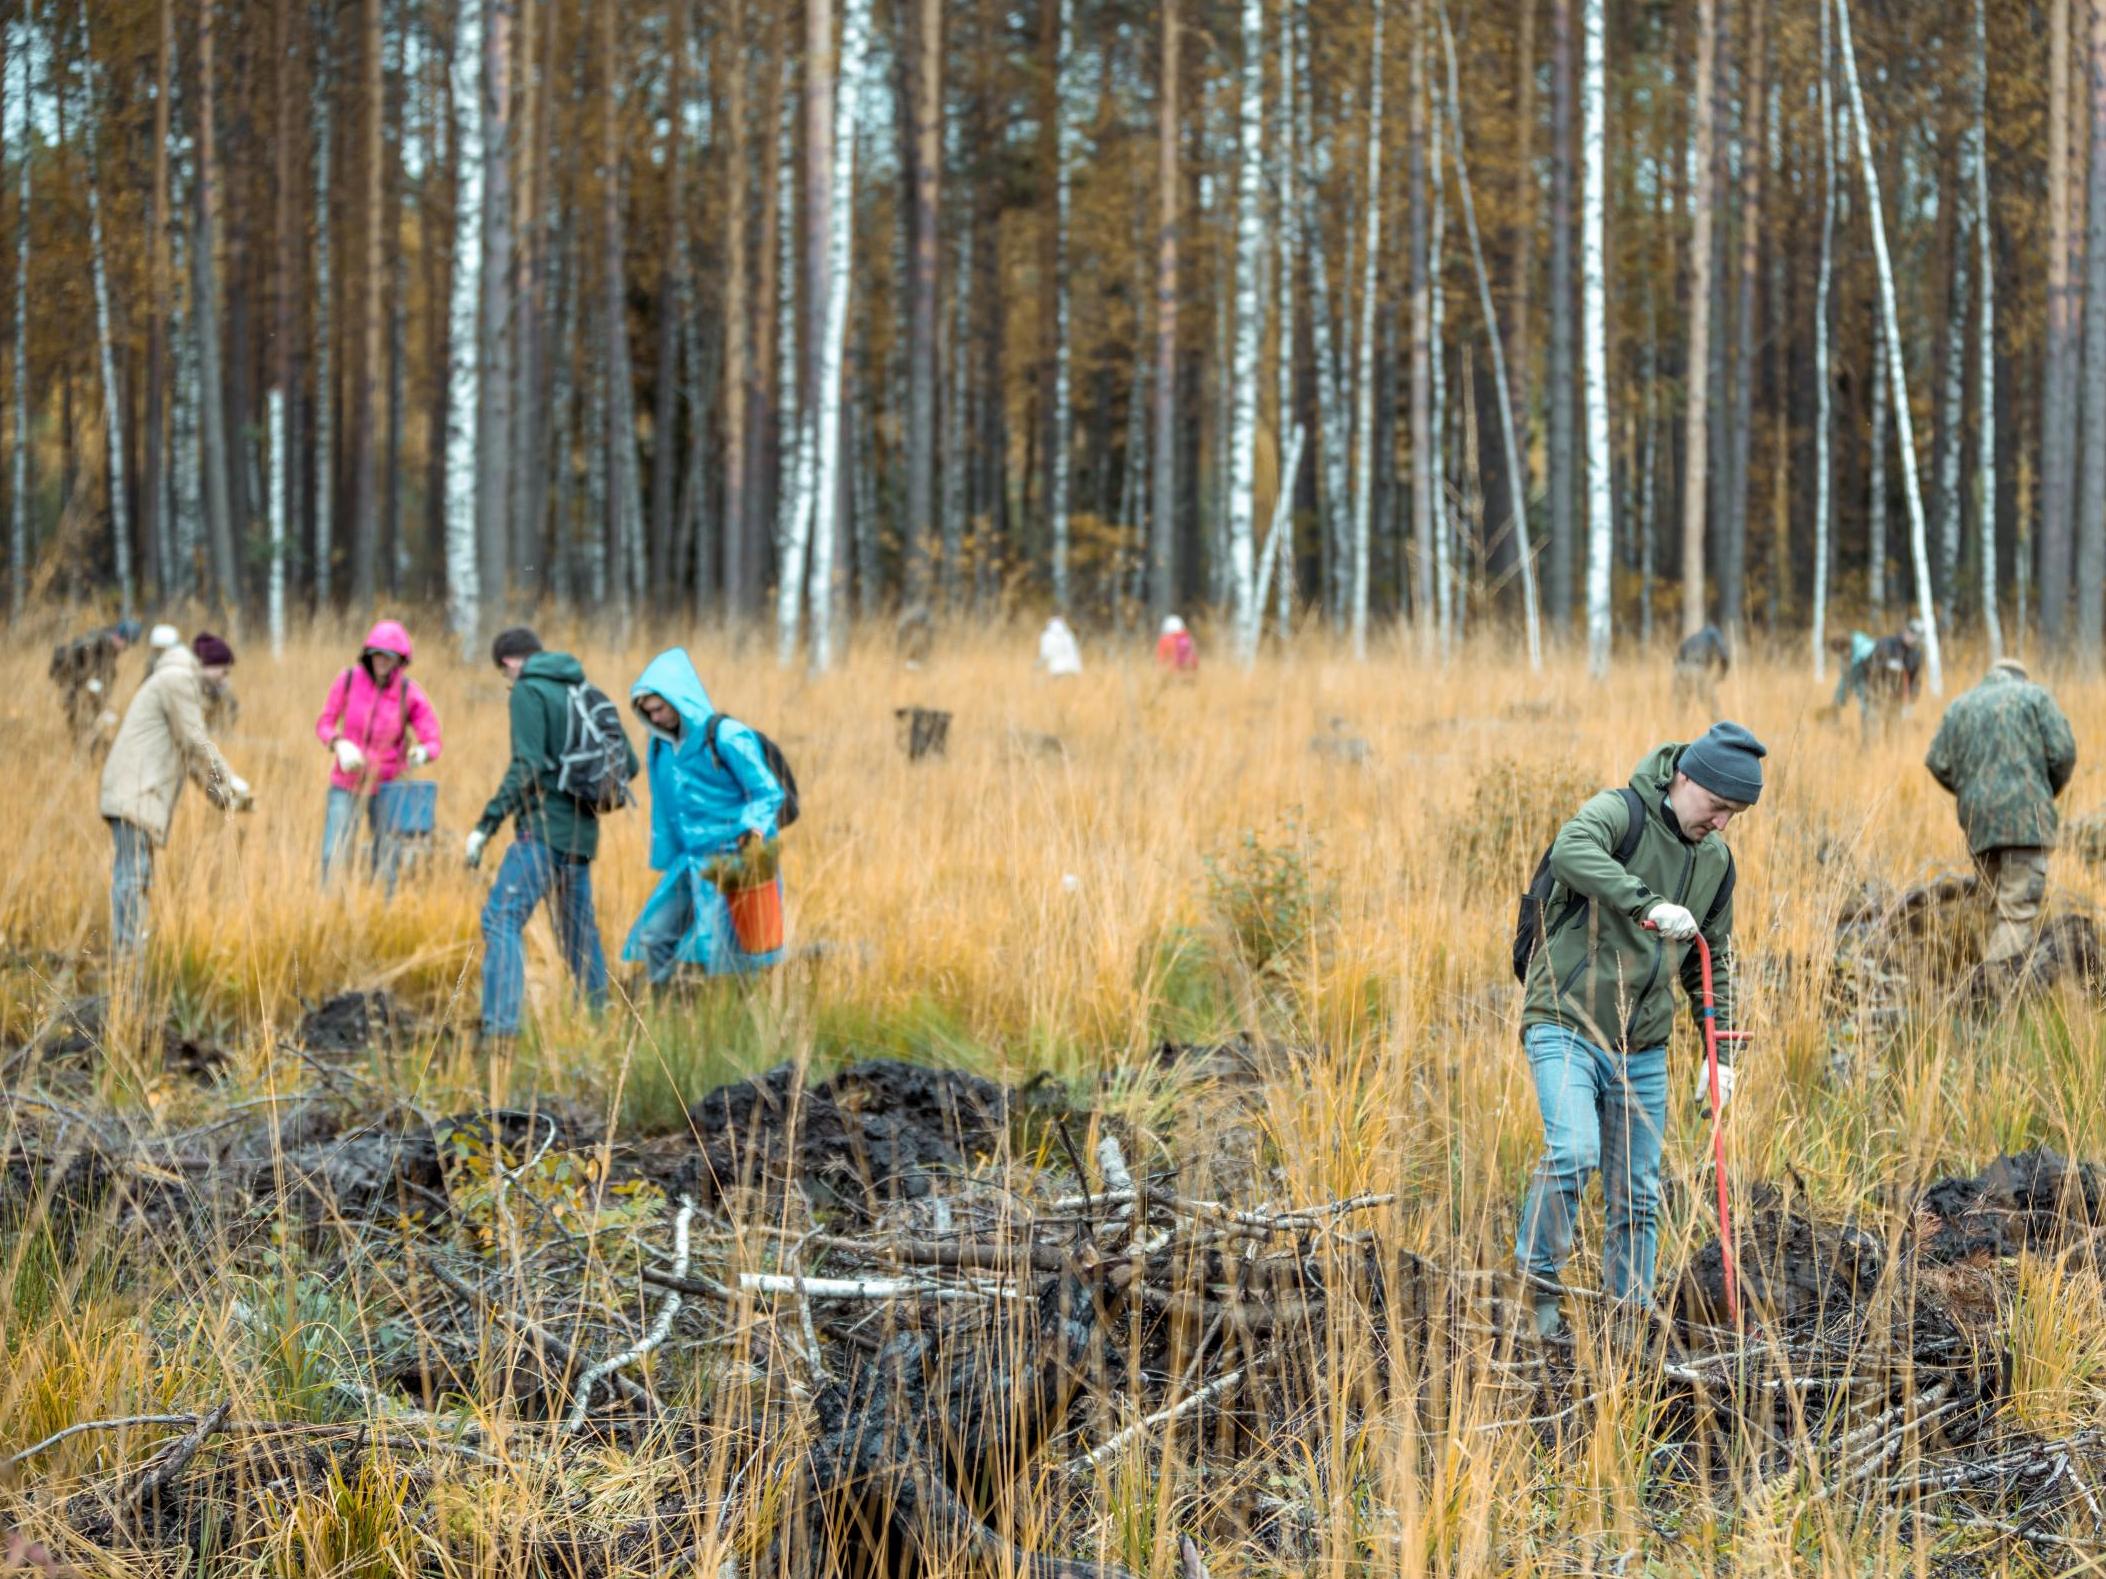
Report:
4,608,2106,1574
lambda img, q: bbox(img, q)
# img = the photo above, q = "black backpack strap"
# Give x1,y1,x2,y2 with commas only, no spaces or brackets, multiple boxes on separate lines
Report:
1701,848,1737,932
1611,786,1647,864
703,712,749,793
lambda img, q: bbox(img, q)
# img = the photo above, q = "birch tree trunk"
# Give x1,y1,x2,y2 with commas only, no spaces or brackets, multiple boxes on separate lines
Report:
1407,0,1434,652
1150,0,1179,619
313,18,334,605
8,3,28,617
2080,0,2106,661
171,215,203,593
1438,1,1539,666
267,390,286,653
1837,0,1943,692
1579,0,1610,675
1049,0,1075,612
1721,0,1765,636
443,0,484,645
803,0,870,675
1679,0,1717,637
1974,0,2002,657
721,0,751,622
1349,0,1386,659
1547,0,1574,633
1812,0,1835,678
1298,0,1348,632
2043,0,2077,643
1869,310,1889,613
1227,0,1263,661
476,0,514,610
1936,174,1970,629
601,0,644,617
942,220,971,606
79,2,132,614
1275,0,1297,638
1430,77,1451,654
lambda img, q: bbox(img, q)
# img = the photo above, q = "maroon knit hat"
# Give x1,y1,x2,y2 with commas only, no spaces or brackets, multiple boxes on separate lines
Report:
192,632,236,668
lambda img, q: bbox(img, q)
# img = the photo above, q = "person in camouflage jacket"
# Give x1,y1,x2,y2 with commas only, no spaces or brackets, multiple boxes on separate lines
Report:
50,618,141,750
1925,658,2078,967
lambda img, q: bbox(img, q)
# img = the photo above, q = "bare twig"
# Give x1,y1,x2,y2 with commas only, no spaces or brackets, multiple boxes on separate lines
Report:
565,1197,695,1434
1061,1369,1248,1474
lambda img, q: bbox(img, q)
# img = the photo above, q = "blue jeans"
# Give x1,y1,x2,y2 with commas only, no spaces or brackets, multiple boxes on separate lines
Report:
478,835,607,1037
108,818,153,957
1515,1023,1669,1303
321,786,406,892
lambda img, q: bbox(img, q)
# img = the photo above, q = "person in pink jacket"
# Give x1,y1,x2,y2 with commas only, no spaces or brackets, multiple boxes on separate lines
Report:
315,619,444,887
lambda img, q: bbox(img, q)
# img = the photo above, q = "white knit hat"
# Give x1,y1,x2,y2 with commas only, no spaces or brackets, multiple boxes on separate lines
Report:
148,623,181,650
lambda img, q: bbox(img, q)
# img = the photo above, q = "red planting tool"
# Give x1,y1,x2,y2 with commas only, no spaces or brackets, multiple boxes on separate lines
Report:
1647,921,1742,1326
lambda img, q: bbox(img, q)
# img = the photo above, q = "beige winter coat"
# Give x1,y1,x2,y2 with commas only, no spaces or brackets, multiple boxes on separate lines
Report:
99,646,237,843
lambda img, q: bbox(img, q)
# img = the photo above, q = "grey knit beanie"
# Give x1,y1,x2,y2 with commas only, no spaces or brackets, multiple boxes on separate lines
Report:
1679,721,1767,806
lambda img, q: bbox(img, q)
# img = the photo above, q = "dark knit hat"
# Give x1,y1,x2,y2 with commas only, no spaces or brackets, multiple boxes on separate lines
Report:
1679,721,1766,806
113,618,143,644
491,626,543,668
192,631,235,669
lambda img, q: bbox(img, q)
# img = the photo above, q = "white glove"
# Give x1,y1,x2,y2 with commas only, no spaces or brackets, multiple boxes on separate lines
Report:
464,829,489,869
86,677,104,695
225,774,253,811
1698,1062,1737,1113
407,741,430,768
333,738,366,774
1646,901,1700,941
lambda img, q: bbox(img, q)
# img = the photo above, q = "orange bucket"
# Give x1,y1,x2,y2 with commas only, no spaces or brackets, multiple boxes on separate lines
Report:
726,879,784,955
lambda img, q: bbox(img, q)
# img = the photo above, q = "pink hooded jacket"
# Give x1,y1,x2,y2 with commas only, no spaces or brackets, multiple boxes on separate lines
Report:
315,620,444,793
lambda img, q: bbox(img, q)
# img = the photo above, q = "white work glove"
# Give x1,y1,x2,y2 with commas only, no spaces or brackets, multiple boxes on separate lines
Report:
225,774,253,812
406,741,430,768
86,677,104,696
1646,901,1700,941
1698,1062,1737,1114
333,738,366,774
464,828,489,870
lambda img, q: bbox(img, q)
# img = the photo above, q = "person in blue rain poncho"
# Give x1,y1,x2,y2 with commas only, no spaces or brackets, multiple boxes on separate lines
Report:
623,648,786,979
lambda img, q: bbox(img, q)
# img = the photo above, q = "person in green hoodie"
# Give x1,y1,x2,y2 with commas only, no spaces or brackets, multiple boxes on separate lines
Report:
1516,721,1765,1335
466,627,639,1044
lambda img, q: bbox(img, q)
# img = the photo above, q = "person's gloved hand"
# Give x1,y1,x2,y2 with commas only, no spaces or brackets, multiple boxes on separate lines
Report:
1697,1062,1737,1114
85,677,103,696
407,741,430,768
465,828,489,870
333,738,366,774
226,774,253,812
1646,901,1700,941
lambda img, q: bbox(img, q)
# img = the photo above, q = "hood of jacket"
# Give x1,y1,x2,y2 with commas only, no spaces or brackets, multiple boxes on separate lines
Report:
521,650,586,687
1629,742,1685,821
362,619,414,662
632,648,715,747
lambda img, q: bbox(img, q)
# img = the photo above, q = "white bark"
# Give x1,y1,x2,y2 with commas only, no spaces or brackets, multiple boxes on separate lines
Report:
773,58,810,663
1837,0,1943,694
1297,29,1348,629
1437,2,1539,667
1049,0,1074,611
1937,190,1970,628
1430,82,1451,656
1579,0,1610,676
1868,309,1889,613
1253,423,1306,629
803,0,870,675
170,206,202,594
1812,0,1835,679
10,4,33,617
1275,0,1296,638
313,44,333,605
267,388,285,654
443,0,484,647
1973,0,2002,657
79,2,132,614
1348,0,1384,659
1228,0,1263,663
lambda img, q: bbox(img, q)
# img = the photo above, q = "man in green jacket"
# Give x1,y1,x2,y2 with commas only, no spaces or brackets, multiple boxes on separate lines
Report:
1517,721,1764,1335
467,627,639,1044
1925,657,2077,970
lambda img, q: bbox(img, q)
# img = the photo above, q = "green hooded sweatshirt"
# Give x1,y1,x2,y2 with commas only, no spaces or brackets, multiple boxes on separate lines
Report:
1520,742,1739,1057
475,651,639,861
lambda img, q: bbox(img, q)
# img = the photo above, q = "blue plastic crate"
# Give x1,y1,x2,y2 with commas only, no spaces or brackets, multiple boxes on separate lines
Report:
374,779,437,836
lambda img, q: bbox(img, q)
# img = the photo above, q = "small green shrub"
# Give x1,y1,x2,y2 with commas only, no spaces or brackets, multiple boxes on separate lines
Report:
1203,813,1333,982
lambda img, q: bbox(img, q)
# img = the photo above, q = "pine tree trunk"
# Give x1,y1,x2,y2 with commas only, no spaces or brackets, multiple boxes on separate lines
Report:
1275,0,1298,638
602,0,644,617
2079,0,2106,660
2043,0,2078,643
1812,0,1836,677
9,4,31,617
1507,0,1537,534
1721,0,1764,637
1349,0,1386,658
1546,0,1573,634
79,1,132,613
144,0,174,600
1048,0,1075,612
1150,0,1178,620
1579,0,1610,674
1837,0,1944,691
1679,0,1717,636
1408,0,1434,652
903,0,939,608
1974,0,2002,656
444,0,484,645
193,3,239,615
351,0,384,605
1227,0,1263,660
171,212,203,592
312,14,334,606
270,0,297,643
1298,0,1346,630
1430,79,1450,654
647,0,685,603
721,0,752,621
1438,3,1539,665
474,0,513,611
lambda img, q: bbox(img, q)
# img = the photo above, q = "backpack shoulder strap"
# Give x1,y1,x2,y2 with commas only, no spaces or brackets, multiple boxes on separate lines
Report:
1611,786,1648,865
1701,847,1737,931
704,712,751,791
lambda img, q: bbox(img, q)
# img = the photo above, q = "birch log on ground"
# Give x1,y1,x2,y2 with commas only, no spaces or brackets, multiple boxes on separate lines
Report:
1579,0,1611,677
1836,0,1943,693
443,0,484,647
1227,0,1263,663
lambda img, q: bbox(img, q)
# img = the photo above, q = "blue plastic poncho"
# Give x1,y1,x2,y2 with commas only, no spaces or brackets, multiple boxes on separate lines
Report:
621,648,786,978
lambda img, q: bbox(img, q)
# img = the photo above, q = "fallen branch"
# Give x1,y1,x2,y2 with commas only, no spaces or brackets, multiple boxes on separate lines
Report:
1061,1369,1247,1475
565,1197,695,1435
123,1400,230,1514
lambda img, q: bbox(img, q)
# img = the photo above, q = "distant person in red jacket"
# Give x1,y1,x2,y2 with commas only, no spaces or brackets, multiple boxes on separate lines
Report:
314,619,444,888
1155,615,1197,674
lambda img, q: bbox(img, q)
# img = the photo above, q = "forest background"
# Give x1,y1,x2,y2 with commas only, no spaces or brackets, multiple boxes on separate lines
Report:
0,0,2083,683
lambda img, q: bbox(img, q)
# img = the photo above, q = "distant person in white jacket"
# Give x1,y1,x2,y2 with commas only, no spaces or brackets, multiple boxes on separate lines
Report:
1038,616,1083,679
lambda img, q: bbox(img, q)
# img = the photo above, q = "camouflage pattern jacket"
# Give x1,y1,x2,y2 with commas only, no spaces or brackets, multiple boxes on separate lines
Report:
1925,670,2077,855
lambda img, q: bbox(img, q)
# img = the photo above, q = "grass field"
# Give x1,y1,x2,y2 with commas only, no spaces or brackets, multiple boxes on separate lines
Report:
5,610,2106,1575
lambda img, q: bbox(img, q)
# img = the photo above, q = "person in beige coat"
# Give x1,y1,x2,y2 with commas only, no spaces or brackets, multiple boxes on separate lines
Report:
98,633,252,955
